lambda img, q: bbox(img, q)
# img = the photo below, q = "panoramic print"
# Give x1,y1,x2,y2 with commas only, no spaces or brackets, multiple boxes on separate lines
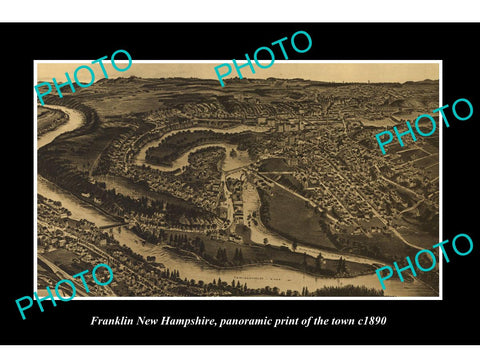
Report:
36,62,440,297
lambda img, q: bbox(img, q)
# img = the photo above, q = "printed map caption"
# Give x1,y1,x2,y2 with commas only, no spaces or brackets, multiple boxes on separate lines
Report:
90,315,387,328
35,49,132,106
16,263,113,320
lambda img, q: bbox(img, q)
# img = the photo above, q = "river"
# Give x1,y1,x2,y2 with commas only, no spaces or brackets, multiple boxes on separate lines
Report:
37,105,437,297
37,105,85,149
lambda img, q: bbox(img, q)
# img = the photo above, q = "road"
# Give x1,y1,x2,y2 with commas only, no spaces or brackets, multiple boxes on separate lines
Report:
73,236,168,295
425,161,439,170
38,218,166,295
224,165,249,176
379,175,424,200
400,199,425,215
375,164,424,200
325,161,425,251
247,170,395,266
254,171,339,223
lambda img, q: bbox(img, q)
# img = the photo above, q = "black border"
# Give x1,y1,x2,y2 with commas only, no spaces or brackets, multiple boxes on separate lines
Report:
2,22,479,345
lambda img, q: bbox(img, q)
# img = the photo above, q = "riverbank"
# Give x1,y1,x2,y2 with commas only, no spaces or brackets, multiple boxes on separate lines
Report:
37,106,69,138
37,104,86,149
156,231,376,279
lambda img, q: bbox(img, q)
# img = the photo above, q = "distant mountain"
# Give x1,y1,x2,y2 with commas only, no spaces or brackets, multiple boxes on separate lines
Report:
403,79,438,85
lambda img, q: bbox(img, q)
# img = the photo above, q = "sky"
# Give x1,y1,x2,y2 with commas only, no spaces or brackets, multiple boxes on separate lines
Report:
37,62,440,84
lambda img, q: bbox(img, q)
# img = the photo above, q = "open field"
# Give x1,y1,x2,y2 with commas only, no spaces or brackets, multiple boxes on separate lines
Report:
424,163,439,179
398,148,430,162
167,232,374,277
258,158,293,172
393,207,439,249
339,232,419,263
42,248,91,275
396,226,438,249
260,185,336,250
412,154,438,168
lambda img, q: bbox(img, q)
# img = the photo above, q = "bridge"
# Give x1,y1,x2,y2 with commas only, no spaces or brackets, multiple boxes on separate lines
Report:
99,222,129,230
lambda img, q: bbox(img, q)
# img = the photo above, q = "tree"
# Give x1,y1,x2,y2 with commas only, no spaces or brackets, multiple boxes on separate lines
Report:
341,258,348,274
336,257,347,274
315,252,323,272
292,240,298,252
217,248,228,263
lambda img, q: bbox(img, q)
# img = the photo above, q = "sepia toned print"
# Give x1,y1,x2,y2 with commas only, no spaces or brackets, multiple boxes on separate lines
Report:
36,62,440,298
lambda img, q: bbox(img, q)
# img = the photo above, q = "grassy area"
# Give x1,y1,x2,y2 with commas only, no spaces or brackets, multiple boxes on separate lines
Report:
169,233,373,277
60,126,129,171
258,158,293,172
274,174,304,193
412,154,438,168
234,224,252,244
42,249,91,275
393,209,439,249
424,163,439,179
338,232,416,262
260,185,337,250
398,148,430,162
397,226,438,249
37,258,63,285
43,248,77,265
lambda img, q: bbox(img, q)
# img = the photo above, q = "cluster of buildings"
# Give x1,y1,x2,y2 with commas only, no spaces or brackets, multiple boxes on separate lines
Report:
249,121,438,239
88,80,438,248
226,178,244,224
37,195,183,297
